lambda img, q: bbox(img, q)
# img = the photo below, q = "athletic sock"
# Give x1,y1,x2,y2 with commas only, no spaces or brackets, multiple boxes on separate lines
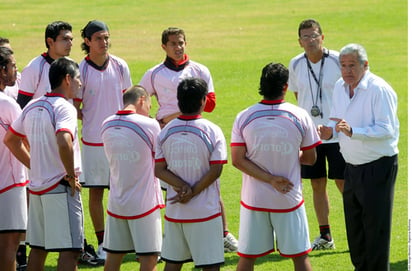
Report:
16,244,26,265
96,231,104,245
319,225,332,241
224,230,229,238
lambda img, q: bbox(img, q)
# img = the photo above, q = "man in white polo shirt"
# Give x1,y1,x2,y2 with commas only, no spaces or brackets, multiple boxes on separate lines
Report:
155,77,226,270
0,46,28,271
231,63,320,271
101,85,164,270
5,57,83,271
74,20,132,262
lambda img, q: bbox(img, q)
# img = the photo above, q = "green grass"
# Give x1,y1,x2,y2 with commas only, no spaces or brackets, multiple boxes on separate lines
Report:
1,0,407,270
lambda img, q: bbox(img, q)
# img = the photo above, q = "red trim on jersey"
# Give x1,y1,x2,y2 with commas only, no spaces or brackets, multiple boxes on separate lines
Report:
107,204,165,219
164,212,221,223
29,180,61,195
279,247,312,258
116,110,135,115
0,180,29,194
241,199,304,213
73,98,82,102
210,160,227,165
260,99,284,104
8,126,26,138
56,128,74,141
81,138,104,146
230,142,246,147
301,140,322,151
178,115,202,120
204,92,216,112
237,249,275,259
155,158,166,163
18,90,34,97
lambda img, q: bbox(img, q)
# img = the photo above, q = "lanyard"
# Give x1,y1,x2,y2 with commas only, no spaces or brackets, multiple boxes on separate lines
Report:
305,53,325,111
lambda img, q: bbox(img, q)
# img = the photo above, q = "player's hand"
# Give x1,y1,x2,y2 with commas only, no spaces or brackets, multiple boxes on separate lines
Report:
64,175,81,197
270,176,294,194
168,184,193,204
318,125,333,140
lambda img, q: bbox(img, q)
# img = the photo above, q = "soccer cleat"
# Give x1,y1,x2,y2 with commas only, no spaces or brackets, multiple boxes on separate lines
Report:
223,232,238,252
78,243,105,266
16,263,27,271
311,235,336,250
97,243,107,260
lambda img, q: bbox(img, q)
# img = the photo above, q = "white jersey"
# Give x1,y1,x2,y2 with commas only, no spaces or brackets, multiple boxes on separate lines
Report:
288,49,340,143
4,72,21,100
231,100,321,211
139,58,214,120
19,53,53,99
101,110,164,218
10,93,81,194
76,55,132,145
155,115,227,222
0,91,28,192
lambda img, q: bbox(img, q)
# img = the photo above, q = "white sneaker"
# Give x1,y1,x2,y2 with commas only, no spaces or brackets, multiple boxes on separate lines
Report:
224,232,238,252
311,235,335,250
97,243,107,260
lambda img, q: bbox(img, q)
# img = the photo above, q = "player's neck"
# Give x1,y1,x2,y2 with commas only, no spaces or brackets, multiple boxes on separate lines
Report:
305,49,324,63
88,52,109,67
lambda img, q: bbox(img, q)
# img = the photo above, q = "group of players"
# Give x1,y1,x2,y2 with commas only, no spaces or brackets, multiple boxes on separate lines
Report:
0,17,399,271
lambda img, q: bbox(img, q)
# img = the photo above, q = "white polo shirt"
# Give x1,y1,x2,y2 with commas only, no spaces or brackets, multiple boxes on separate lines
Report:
155,115,227,222
19,53,53,99
139,59,214,120
231,100,321,212
329,71,399,165
10,93,81,194
0,91,28,192
101,110,164,218
288,49,341,143
77,55,132,145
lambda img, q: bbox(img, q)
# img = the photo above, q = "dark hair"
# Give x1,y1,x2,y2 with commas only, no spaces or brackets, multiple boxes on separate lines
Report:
48,57,79,90
0,37,10,46
298,19,322,37
80,20,110,54
45,21,72,49
177,77,207,114
161,27,186,45
0,47,13,74
259,63,289,99
123,85,149,105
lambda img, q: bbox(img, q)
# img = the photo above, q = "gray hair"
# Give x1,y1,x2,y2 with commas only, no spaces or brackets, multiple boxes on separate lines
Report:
339,43,369,66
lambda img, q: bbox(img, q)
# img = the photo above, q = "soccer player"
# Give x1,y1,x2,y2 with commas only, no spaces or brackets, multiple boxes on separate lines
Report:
155,77,226,271
16,21,73,108
0,46,28,271
140,27,238,252
0,37,21,100
288,19,345,250
74,20,132,263
4,57,83,271
231,63,320,271
101,85,164,271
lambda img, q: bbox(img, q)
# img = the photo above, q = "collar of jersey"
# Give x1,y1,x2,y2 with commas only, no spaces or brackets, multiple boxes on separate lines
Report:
116,110,135,115
85,55,110,71
41,52,55,65
45,93,65,98
178,114,202,120
260,99,284,105
164,54,189,71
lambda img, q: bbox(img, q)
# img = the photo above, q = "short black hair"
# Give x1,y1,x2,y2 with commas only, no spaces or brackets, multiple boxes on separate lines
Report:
259,63,289,100
0,47,13,70
45,21,72,49
49,57,79,90
161,27,186,45
177,77,208,114
298,19,322,37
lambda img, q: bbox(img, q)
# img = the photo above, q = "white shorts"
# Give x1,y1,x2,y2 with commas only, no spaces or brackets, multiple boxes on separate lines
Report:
26,183,84,251
162,216,224,268
0,186,27,232
80,145,110,187
103,209,162,255
238,204,311,258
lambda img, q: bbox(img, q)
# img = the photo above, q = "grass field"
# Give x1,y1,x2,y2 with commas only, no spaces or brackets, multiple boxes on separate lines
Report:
1,0,407,270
